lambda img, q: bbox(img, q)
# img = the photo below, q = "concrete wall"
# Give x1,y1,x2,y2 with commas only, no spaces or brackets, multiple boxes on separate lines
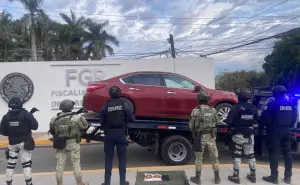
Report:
0,58,215,132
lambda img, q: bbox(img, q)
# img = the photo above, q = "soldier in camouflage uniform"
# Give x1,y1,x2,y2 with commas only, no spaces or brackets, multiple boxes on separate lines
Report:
49,99,89,185
226,89,258,184
189,91,221,185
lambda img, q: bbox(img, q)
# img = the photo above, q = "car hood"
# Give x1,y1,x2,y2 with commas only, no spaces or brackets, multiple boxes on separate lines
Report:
207,89,238,101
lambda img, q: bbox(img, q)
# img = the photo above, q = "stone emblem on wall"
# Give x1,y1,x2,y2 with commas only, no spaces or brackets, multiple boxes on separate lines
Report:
0,72,34,103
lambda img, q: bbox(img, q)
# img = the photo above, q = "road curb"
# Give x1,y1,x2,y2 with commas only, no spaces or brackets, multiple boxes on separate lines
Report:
0,139,88,148
0,164,299,177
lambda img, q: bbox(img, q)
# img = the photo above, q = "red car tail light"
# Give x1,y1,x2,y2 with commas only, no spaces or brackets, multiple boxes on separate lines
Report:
86,84,105,92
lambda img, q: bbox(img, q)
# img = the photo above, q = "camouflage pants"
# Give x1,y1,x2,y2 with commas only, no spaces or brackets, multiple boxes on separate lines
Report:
6,143,33,185
195,134,220,172
55,140,82,184
232,134,256,171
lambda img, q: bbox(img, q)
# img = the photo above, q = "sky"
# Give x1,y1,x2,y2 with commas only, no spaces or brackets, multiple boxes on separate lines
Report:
0,0,299,74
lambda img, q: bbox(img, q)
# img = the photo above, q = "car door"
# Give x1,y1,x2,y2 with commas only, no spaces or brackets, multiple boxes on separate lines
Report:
162,74,200,118
121,73,166,117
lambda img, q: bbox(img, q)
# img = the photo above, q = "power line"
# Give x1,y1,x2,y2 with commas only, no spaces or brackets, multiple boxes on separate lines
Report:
201,26,300,56
1,5,299,19
179,0,292,50
8,11,296,28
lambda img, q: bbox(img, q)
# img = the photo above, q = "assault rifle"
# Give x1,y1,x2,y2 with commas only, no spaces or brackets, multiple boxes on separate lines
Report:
29,107,39,114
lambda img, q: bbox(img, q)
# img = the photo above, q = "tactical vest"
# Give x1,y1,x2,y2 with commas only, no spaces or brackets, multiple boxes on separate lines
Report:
193,105,217,132
6,110,31,138
234,103,255,128
232,103,256,137
104,99,126,129
270,101,294,128
53,113,80,139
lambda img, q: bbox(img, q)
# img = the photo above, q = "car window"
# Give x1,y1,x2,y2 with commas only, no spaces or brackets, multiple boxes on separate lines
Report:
164,74,195,89
130,74,161,86
122,76,133,83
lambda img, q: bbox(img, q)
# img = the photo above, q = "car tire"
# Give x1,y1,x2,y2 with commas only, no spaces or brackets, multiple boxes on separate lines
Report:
160,135,192,165
215,103,233,124
120,97,135,112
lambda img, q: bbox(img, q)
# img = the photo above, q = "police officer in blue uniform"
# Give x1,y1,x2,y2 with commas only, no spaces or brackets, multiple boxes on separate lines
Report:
226,89,259,184
259,85,297,184
100,86,135,185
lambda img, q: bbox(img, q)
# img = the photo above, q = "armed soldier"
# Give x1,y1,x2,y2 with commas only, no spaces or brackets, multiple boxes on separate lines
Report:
100,86,135,185
259,85,297,184
226,89,259,184
0,97,38,185
49,99,89,185
189,91,221,185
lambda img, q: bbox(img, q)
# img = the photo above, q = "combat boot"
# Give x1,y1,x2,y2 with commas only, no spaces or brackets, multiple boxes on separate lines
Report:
6,181,12,185
77,182,89,185
190,171,201,184
284,176,291,184
76,177,89,185
228,169,241,184
120,181,130,185
262,176,279,184
214,171,221,184
247,169,256,183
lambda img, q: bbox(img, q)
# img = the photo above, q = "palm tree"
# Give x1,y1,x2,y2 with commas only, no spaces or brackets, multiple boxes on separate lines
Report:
8,0,44,61
0,10,13,61
58,9,86,60
84,20,119,60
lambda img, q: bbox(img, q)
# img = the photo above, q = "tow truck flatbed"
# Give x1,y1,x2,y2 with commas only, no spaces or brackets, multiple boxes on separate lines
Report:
81,86,300,165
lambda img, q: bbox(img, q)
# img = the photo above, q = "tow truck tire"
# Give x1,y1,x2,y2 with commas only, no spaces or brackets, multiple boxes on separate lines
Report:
160,135,192,165
120,97,135,112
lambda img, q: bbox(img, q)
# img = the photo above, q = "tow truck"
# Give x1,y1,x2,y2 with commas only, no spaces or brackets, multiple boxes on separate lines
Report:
80,87,300,165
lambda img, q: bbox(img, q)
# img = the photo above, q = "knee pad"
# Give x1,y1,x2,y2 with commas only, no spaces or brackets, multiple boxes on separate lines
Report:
7,162,17,170
22,160,32,168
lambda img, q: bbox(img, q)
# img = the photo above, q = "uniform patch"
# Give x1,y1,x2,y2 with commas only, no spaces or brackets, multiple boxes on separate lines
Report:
108,105,123,112
204,113,213,116
9,121,19,127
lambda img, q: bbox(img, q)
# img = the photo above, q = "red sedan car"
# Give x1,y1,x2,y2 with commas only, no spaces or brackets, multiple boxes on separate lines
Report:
83,71,238,123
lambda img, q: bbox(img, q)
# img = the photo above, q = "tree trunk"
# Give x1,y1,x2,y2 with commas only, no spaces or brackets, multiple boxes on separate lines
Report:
4,45,7,62
30,14,38,61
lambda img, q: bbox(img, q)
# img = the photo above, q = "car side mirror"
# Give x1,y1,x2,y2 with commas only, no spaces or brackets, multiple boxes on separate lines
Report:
194,85,201,92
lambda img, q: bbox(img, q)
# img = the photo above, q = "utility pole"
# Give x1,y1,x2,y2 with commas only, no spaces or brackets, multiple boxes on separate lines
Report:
168,34,176,58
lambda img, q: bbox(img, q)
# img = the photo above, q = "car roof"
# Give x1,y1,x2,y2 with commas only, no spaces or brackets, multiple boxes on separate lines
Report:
123,71,179,75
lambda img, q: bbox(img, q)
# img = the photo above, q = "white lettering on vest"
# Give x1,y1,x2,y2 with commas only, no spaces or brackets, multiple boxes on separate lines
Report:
241,115,254,120
9,121,19,127
280,106,292,111
108,105,123,112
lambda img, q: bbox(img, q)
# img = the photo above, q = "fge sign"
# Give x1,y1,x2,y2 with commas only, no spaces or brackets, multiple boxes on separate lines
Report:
65,68,106,87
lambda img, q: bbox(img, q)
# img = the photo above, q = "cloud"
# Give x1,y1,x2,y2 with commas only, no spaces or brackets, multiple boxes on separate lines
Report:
1,0,300,71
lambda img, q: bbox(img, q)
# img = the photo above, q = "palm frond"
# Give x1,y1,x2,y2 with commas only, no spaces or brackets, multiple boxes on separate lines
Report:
104,45,114,56
59,13,73,25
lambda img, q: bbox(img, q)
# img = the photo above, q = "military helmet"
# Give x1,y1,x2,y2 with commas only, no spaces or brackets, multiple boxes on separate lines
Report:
235,89,251,101
109,86,121,98
8,97,23,109
197,90,211,103
272,85,287,97
59,99,75,111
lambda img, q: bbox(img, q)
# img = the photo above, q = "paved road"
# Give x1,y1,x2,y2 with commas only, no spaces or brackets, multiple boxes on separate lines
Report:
0,143,300,174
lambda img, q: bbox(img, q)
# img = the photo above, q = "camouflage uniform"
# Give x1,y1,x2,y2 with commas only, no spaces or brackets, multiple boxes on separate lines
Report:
189,105,220,172
189,91,221,184
50,112,89,185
